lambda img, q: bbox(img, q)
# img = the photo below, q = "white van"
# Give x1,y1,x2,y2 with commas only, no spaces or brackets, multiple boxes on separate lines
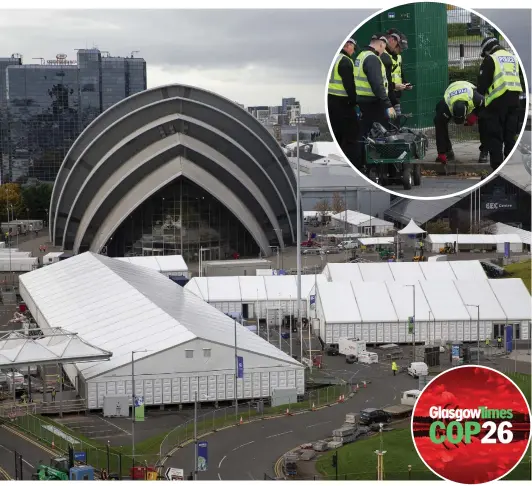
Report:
338,240,359,250
407,362,428,378
401,389,421,406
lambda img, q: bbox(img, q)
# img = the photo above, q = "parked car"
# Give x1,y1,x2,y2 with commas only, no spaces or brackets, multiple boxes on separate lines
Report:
338,240,359,250
326,344,339,356
407,362,429,378
359,408,391,426
346,354,357,364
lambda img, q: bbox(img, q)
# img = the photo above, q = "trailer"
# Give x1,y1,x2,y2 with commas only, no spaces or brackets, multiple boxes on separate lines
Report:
0,258,39,272
338,338,366,356
43,252,64,265
382,390,420,418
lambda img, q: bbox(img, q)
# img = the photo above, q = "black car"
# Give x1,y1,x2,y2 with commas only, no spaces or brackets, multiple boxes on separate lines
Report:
326,344,339,356
346,354,357,364
359,408,391,426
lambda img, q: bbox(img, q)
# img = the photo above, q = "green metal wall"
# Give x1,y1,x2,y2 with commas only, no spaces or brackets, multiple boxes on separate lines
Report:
351,2,449,129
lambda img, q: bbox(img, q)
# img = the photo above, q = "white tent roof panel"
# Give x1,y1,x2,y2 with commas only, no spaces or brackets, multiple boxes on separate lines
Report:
324,263,364,283
264,275,297,300
301,274,328,298
452,280,507,320
449,260,487,280
487,279,532,320
359,237,395,246
388,262,426,283
398,219,426,234
386,282,431,321
427,234,522,244
238,276,269,301
494,223,531,245
19,253,301,380
358,262,395,283
420,261,457,281
206,276,242,302
419,280,471,321
317,282,361,323
352,282,398,322
114,255,188,272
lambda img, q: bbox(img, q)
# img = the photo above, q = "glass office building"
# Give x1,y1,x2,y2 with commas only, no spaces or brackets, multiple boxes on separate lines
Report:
0,49,147,184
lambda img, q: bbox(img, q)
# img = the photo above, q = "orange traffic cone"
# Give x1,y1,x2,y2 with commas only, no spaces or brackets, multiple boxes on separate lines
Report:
285,408,291,416
51,440,55,449
239,416,243,425
356,383,359,391
363,381,367,388
312,402,316,411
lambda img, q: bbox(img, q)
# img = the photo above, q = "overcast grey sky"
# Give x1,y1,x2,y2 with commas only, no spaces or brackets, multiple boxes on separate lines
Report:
0,8,529,113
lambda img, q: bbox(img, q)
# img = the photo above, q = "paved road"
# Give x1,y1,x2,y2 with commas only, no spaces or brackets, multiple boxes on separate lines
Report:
0,425,56,479
164,371,414,480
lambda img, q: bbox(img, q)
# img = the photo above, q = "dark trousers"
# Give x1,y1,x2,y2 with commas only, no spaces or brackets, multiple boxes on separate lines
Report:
434,100,453,155
479,92,521,170
393,370,396,376
435,99,486,157
358,100,389,171
327,95,360,168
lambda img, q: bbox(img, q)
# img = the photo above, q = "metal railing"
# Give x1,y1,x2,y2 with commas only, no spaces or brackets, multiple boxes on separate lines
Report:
158,383,353,465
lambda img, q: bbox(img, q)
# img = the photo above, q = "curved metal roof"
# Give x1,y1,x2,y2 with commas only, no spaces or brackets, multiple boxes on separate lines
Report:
49,84,298,255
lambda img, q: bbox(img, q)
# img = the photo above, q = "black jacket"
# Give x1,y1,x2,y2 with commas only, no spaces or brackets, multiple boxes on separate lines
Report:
358,46,393,108
380,50,397,106
477,47,525,99
336,48,357,105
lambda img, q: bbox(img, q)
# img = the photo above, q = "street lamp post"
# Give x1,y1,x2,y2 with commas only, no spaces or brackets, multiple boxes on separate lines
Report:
465,304,481,365
405,285,416,360
294,115,305,363
131,350,148,467
273,228,284,269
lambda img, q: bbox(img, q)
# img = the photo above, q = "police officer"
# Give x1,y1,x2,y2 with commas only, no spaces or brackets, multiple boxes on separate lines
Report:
354,34,396,169
327,38,359,163
392,361,398,376
497,336,502,348
434,81,485,164
381,29,413,115
477,37,525,169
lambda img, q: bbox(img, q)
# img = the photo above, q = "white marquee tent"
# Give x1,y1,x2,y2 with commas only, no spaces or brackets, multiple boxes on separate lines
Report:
322,260,488,283
185,274,328,319
330,210,394,236
18,253,304,410
426,234,523,253
314,277,530,345
113,255,189,277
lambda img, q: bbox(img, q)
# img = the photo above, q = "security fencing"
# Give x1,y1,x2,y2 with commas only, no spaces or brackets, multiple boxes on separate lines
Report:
158,383,353,465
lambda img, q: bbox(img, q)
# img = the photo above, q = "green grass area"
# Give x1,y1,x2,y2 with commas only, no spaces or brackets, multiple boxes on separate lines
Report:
504,260,531,293
316,428,531,481
448,35,483,43
316,372,532,481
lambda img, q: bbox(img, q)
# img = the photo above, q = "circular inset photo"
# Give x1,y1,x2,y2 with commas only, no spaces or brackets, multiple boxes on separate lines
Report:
325,1,529,199
411,365,531,483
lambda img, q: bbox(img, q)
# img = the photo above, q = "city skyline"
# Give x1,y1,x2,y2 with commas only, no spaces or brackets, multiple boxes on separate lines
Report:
1,9,530,115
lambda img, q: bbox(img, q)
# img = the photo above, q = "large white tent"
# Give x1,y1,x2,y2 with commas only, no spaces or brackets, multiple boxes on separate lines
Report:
493,223,531,250
185,274,327,319
398,219,426,234
113,255,189,278
331,210,394,236
18,253,304,410
426,234,523,253
322,260,487,283
314,277,530,345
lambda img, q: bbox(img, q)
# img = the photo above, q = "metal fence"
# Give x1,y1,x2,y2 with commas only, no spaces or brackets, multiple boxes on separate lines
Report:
158,383,353,465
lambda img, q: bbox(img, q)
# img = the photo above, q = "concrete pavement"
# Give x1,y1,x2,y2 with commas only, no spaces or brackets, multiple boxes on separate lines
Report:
163,371,414,480
0,424,57,479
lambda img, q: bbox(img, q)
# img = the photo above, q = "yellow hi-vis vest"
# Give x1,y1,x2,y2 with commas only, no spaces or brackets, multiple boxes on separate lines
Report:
354,51,388,98
328,53,356,97
391,54,402,84
485,49,522,106
444,81,476,115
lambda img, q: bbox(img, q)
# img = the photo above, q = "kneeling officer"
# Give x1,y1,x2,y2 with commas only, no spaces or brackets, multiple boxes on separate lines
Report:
434,81,484,165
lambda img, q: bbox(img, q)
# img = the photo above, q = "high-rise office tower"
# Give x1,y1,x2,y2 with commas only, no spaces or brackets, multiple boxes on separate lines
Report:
0,49,147,183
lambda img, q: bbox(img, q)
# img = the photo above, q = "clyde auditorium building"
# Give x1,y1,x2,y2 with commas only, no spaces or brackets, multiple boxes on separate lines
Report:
49,84,298,261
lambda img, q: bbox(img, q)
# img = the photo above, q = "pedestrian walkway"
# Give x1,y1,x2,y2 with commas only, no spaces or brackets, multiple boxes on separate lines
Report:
422,140,492,175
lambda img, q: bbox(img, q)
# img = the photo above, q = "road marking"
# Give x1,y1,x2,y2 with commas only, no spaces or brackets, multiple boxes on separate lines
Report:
1,425,57,456
218,456,226,468
232,440,254,451
306,421,332,428
248,472,255,480
98,416,132,435
0,466,11,480
218,473,222,480
266,430,292,439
